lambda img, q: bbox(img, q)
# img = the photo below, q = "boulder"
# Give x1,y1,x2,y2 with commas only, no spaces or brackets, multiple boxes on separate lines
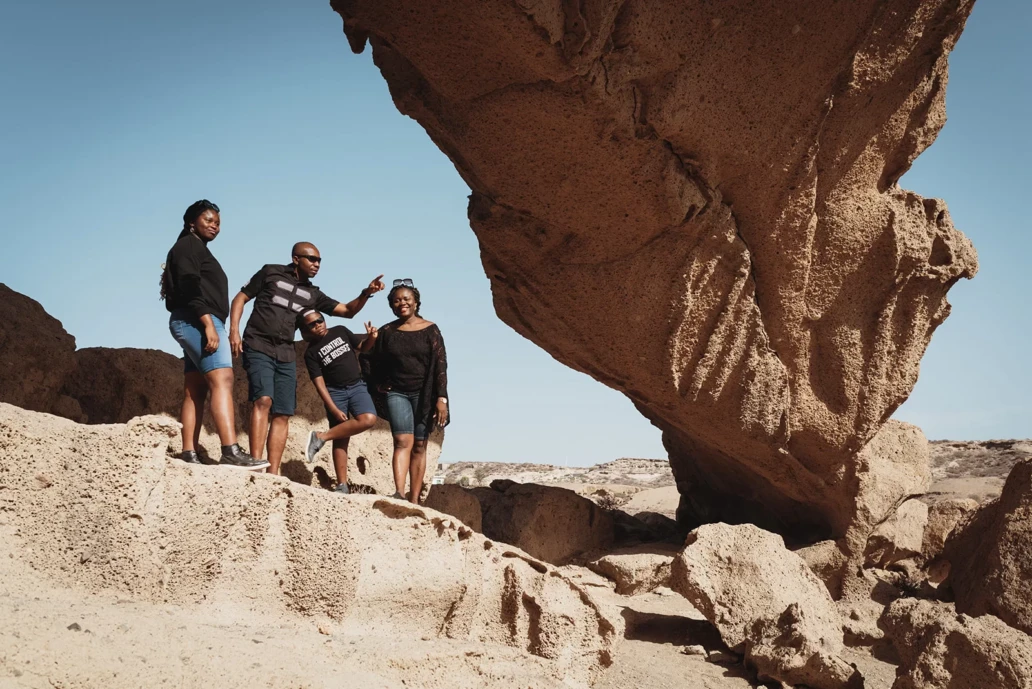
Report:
864,498,928,570
586,543,678,595
62,347,183,423
0,283,78,414
794,539,850,599
423,483,482,532
0,402,615,687
473,482,614,565
922,497,978,562
881,598,1032,689
332,0,976,538
670,523,861,689
944,458,1032,634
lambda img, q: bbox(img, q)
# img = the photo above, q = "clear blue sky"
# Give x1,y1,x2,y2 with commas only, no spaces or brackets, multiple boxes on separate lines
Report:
0,1,1027,465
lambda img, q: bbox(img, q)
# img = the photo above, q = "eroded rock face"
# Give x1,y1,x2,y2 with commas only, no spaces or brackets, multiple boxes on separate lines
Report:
670,523,861,689
0,283,78,415
0,403,614,686
424,483,483,532
944,459,1032,634
472,481,615,565
586,542,677,595
881,598,1032,689
331,0,976,538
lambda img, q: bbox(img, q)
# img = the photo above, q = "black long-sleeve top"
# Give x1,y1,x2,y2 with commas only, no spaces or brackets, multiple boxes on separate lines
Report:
164,232,229,322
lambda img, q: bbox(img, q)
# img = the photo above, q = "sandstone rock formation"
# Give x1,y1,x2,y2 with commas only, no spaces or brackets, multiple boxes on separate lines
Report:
670,523,861,688
881,598,1032,689
424,483,483,531
0,402,614,687
864,498,928,570
944,458,1032,634
587,543,676,595
921,497,978,561
0,283,79,416
331,0,977,539
472,481,615,565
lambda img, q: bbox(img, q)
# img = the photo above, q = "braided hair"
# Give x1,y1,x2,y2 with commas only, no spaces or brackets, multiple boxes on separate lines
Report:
388,284,421,316
160,199,221,300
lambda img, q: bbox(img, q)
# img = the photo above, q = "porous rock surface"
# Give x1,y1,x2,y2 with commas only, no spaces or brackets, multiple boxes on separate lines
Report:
864,498,928,570
331,0,977,538
921,496,978,561
881,598,1032,689
472,481,615,565
0,403,614,687
944,458,1032,634
587,543,677,595
670,523,861,689
424,483,483,532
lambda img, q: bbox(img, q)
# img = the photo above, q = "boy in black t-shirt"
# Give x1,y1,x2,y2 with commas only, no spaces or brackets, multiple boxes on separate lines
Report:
298,309,379,494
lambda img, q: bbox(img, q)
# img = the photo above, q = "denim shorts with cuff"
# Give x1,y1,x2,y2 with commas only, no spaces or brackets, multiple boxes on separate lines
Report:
242,346,296,416
385,390,428,440
169,309,233,374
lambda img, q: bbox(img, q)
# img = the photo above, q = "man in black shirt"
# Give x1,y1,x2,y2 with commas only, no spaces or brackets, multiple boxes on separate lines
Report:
299,309,378,493
228,242,384,474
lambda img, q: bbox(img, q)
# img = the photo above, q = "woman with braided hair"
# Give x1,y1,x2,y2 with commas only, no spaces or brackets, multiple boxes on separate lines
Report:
365,279,449,503
161,200,267,470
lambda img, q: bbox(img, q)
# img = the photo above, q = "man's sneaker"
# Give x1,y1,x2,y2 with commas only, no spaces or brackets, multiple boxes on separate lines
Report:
220,444,269,470
306,430,326,463
179,450,201,464
334,483,350,495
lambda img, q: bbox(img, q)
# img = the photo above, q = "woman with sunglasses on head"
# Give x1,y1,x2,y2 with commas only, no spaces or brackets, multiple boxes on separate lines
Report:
366,279,449,503
161,199,267,469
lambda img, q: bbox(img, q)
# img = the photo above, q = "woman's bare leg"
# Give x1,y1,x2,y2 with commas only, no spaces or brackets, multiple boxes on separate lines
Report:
409,439,428,504
392,434,414,497
181,372,208,452
203,367,238,446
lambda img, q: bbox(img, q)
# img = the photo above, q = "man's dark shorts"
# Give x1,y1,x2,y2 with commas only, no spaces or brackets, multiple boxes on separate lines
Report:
242,346,296,416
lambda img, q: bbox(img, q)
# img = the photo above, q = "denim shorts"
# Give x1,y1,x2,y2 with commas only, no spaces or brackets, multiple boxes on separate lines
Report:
326,381,377,426
385,390,427,440
242,346,296,416
169,310,233,374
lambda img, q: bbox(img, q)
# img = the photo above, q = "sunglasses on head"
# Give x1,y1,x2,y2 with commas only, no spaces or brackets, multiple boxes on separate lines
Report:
294,254,322,264
392,278,414,287
304,316,325,328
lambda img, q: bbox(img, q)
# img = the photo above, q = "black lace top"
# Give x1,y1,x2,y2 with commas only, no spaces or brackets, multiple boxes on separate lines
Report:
364,322,449,429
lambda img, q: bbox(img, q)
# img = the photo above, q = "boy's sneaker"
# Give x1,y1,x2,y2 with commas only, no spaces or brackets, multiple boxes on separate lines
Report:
179,450,201,464
306,430,326,463
220,444,269,470
334,483,350,495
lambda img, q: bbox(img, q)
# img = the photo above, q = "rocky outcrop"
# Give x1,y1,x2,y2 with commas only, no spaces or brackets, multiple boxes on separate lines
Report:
944,458,1032,634
881,598,1032,689
0,283,79,416
864,498,928,570
0,403,614,687
670,524,861,689
472,481,615,565
922,497,978,561
424,483,483,532
587,543,676,595
332,0,976,538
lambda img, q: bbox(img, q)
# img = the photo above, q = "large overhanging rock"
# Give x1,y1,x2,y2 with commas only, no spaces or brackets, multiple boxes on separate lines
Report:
332,0,976,537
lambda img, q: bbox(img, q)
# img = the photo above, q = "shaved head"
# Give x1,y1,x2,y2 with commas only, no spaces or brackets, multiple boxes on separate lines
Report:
292,241,318,257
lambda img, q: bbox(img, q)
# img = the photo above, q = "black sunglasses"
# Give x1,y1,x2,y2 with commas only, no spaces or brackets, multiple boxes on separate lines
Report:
294,254,322,263
392,278,414,287
304,316,325,328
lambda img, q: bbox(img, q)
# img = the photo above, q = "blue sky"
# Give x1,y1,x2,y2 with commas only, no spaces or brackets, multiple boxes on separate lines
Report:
0,1,1027,465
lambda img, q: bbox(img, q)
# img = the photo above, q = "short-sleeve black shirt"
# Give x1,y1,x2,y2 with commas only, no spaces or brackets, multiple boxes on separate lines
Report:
304,326,365,389
240,264,340,362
